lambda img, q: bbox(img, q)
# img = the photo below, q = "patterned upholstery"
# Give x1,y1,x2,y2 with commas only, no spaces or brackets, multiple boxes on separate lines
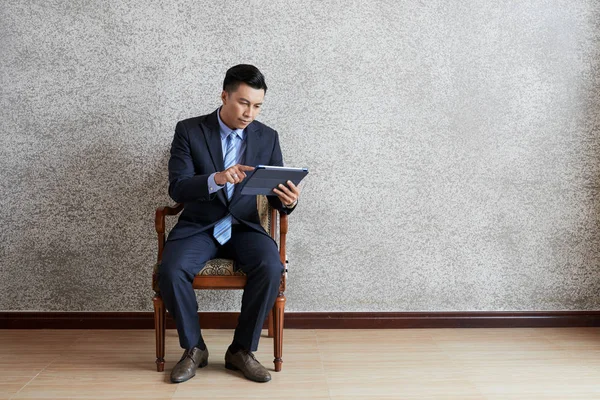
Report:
198,258,241,276
153,196,273,292
257,194,272,234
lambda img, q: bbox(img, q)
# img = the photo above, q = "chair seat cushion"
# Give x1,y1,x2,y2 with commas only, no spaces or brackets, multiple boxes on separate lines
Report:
152,259,245,292
197,258,245,276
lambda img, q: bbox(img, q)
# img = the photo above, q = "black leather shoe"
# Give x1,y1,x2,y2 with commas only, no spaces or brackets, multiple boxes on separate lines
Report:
225,349,271,382
170,347,209,383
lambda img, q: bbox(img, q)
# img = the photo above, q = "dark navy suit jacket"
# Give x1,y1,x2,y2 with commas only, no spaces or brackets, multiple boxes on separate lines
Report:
167,109,294,241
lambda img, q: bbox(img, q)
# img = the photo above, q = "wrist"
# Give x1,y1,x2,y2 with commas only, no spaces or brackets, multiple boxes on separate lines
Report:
214,172,225,186
284,199,297,208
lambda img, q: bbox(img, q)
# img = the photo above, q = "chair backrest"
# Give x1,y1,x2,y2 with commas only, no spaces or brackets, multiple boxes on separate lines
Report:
257,195,274,237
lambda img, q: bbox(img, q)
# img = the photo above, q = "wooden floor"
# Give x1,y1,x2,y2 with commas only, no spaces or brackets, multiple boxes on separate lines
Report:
2,328,600,399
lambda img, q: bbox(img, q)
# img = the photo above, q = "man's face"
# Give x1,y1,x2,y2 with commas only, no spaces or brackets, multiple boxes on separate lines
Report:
220,83,265,130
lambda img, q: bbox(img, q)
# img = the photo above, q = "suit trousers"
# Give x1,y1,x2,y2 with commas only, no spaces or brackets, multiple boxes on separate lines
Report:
158,224,284,352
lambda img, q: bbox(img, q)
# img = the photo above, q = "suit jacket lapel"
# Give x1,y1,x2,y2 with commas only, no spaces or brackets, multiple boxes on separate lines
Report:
243,122,261,171
202,110,227,205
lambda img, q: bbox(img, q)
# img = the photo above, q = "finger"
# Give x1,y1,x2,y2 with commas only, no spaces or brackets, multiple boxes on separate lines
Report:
238,165,255,172
230,167,247,180
273,188,293,204
286,180,301,195
227,168,243,183
275,187,296,205
225,171,235,184
286,180,297,190
277,183,294,196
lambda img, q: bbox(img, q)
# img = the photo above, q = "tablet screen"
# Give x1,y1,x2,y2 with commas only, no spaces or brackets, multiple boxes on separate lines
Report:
240,165,308,196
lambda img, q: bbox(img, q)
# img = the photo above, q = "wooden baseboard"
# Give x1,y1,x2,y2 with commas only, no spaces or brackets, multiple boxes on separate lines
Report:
1,311,600,329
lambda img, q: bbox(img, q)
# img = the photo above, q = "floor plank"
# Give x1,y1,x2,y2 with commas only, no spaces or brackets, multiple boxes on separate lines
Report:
1,328,599,399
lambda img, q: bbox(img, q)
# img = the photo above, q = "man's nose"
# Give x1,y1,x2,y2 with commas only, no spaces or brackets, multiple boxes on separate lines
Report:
244,107,254,118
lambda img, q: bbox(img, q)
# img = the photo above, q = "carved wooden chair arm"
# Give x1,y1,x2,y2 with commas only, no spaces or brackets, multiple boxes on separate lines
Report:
278,212,289,292
155,203,183,262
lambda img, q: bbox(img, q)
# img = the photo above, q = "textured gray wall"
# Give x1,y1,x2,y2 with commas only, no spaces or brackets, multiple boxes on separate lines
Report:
1,1,599,312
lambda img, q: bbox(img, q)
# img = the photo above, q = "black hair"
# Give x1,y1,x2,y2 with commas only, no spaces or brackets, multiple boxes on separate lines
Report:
222,64,268,94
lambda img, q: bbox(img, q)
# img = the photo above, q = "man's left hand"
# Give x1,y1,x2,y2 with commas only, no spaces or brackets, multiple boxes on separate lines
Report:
273,180,301,208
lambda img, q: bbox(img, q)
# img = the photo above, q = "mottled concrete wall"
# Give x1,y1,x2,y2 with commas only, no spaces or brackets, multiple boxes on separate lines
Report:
1,1,599,311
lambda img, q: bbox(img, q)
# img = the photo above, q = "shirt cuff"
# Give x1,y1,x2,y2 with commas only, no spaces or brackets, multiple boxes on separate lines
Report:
208,173,224,194
283,199,298,209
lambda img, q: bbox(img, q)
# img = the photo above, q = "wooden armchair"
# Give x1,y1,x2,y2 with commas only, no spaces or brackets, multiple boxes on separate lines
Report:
152,195,288,373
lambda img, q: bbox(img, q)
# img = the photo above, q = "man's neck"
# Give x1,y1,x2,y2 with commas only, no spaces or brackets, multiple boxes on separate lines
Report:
218,108,236,131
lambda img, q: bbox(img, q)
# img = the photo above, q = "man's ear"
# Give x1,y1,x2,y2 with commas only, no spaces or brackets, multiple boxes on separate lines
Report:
221,90,228,104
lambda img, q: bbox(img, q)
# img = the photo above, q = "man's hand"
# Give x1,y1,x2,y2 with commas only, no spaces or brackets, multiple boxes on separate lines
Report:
215,164,255,185
273,180,301,207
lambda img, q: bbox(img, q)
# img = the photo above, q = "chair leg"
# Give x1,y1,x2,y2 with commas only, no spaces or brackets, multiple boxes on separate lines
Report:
273,292,286,372
153,294,166,372
267,309,274,338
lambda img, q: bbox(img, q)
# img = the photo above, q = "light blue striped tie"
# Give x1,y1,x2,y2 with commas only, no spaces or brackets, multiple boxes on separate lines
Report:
213,132,237,245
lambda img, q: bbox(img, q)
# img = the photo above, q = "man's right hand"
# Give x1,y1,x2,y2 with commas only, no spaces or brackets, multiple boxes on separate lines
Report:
214,164,255,186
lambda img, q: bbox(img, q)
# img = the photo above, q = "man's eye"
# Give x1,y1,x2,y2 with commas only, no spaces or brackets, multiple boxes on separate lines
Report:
255,105,261,109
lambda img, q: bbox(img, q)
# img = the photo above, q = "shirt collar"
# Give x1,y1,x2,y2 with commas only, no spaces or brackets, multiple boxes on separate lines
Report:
217,107,245,141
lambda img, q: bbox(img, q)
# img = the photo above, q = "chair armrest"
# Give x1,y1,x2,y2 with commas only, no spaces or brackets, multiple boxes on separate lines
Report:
278,212,288,265
278,212,289,292
155,203,183,262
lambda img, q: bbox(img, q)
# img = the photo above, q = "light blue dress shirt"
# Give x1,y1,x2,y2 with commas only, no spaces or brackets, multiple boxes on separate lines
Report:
207,108,247,193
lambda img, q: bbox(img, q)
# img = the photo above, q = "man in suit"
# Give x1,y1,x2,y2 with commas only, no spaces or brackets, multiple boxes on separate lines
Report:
158,64,300,383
